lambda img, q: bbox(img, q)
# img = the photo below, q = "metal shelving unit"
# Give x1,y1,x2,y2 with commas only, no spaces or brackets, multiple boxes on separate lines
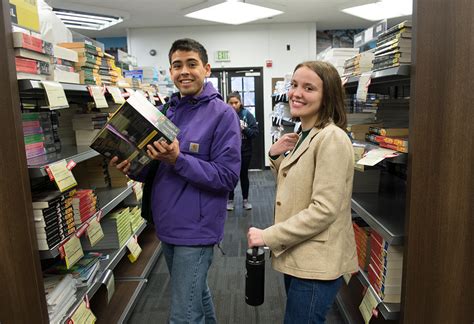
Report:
38,185,134,259
351,172,406,245
345,65,411,87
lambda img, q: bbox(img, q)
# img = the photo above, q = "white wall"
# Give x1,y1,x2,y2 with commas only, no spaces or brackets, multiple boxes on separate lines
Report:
128,22,317,166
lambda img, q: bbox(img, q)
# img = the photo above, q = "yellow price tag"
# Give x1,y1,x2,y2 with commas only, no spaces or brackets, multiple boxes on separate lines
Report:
126,236,142,263
63,235,84,269
87,218,104,247
69,299,96,324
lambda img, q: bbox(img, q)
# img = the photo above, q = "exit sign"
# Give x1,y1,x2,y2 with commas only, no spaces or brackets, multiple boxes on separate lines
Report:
215,50,230,62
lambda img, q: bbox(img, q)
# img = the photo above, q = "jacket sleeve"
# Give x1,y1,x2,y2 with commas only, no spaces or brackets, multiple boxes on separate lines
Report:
242,111,259,139
173,107,241,192
262,128,354,257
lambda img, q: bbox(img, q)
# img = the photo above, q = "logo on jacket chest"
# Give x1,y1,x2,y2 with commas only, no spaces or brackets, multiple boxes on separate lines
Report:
189,142,200,153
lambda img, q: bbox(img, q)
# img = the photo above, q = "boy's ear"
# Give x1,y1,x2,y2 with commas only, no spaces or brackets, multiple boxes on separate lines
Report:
205,63,211,77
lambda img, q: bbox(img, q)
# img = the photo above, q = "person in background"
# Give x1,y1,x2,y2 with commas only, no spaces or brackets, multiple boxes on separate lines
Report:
226,92,259,211
111,38,241,324
247,61,357,323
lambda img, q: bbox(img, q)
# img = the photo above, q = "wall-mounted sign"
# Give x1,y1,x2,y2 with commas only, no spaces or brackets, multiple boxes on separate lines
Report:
215,50,230,62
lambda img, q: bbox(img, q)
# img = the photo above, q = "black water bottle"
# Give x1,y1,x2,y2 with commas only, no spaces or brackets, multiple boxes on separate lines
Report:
245,247,265,306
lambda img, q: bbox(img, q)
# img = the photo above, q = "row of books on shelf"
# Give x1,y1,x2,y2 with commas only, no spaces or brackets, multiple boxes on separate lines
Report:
13,31,121,85
353,220,403,303
22,111,60,159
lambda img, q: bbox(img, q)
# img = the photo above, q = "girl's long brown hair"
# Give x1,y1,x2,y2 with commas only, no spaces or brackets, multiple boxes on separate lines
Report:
293,61,347,130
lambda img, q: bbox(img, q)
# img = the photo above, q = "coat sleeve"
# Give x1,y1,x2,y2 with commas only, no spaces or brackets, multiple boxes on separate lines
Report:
262,128,354,257
242,111,259,139
172,107,241,192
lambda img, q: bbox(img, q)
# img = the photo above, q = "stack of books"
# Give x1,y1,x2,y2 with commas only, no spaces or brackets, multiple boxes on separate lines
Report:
375,98,410,128
73,156,110,189
365,127,409,153
81,207,135,250
317,47,360,76
108,165,130,188
72,189,98,226
43,274,77,324
22,112,57,159
32,190,76,251
368,230,403,303
129,206,144,232
373,21,412,71
99,52,121,86
47,45,80,84
343,51,375,77
13,31,53,80
353,220,371,271
72,113,108,147
58,42,103,85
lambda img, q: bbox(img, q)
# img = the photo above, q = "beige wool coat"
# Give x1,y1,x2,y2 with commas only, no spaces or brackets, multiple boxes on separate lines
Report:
263,123,358,280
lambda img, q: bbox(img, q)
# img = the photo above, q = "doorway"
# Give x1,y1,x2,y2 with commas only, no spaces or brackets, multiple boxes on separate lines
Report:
207,67,265,170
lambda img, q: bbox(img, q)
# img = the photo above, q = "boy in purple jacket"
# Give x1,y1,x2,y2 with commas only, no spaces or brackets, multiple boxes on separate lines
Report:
111,38,241,323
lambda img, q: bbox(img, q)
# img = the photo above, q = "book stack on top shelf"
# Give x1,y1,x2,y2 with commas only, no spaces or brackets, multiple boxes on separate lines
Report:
13,31,53,81
48,45,80,84
343,51,375,77
58,42,104,85
373,21,412,71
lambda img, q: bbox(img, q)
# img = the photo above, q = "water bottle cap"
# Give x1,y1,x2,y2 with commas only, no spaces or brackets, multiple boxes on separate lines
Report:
246,247,264,262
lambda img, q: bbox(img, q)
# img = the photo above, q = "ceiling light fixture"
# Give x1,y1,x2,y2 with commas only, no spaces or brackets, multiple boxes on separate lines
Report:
342,0,412,21
184,0,283,25
52,8,123,31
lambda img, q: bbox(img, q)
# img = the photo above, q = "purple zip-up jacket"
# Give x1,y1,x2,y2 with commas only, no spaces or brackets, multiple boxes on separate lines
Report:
133,82,241,245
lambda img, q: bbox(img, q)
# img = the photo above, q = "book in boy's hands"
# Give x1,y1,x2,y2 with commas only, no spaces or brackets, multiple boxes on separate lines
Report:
90,92,179,177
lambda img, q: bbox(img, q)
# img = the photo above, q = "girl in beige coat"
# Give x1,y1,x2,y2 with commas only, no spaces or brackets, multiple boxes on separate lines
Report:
247,61,357,323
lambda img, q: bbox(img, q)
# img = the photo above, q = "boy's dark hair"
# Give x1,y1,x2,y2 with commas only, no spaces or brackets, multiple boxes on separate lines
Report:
168,38,208,65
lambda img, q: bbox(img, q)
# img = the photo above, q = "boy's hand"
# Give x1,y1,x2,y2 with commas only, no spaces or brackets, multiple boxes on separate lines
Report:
109,156,131,175
147,138,180,165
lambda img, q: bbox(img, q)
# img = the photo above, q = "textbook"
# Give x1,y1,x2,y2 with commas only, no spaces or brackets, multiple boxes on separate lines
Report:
90,93,179,177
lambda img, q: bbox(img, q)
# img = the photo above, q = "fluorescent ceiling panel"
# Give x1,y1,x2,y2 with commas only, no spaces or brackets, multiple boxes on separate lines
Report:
185,1,283,25
342,0,412,21
53,9,123,31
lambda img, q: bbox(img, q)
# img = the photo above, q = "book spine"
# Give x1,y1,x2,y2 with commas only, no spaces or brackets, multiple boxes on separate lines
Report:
379,142,408,153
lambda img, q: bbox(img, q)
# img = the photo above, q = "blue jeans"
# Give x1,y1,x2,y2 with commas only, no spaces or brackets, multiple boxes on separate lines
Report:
162,243,217,324
283,274,343,324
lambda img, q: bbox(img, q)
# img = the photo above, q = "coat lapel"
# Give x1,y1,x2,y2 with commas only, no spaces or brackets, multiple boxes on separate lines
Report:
281,127,323,170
